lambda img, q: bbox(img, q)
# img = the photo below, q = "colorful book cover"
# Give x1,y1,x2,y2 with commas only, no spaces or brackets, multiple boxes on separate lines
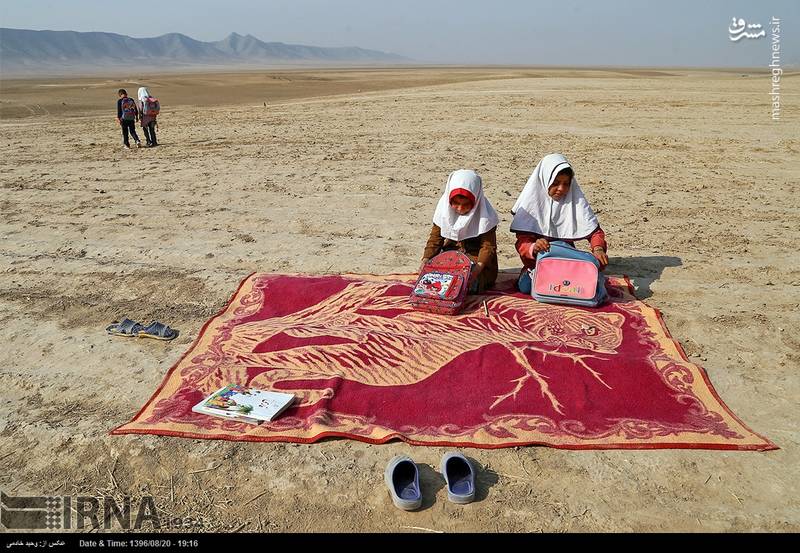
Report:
192,384,295,424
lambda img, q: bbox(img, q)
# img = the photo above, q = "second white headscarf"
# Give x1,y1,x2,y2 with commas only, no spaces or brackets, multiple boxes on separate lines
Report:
510,153,599,240
137,87,151,102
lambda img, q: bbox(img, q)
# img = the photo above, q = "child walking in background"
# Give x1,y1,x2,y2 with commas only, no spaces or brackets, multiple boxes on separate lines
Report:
510,153,609,294
116,89,141,149
137,87,160,147
421,169,500,293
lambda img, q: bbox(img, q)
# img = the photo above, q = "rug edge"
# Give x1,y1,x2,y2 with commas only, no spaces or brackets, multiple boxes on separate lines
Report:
109,426,779,451
648,303,779,451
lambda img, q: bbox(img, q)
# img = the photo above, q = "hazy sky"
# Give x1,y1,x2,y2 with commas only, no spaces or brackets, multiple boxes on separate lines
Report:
1,0,797,66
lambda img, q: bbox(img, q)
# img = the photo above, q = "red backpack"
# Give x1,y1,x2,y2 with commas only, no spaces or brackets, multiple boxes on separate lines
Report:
143,97,160,117
409,251,472,315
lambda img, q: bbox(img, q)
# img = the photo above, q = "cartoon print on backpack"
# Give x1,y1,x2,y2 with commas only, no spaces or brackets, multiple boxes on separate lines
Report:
120,97,137,119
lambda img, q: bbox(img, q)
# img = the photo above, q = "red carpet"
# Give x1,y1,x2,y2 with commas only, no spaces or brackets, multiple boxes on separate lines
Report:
112,272,775,450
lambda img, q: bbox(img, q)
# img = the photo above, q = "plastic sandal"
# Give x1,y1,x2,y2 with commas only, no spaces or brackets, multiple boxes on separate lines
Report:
440,451,476,504
384,455,422,511
106,318,144,337
137,321,178,341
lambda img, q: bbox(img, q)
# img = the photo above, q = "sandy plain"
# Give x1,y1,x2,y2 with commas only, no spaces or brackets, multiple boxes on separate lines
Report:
1,66,798,532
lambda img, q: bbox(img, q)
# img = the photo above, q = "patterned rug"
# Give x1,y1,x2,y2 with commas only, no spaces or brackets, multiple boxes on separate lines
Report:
112,272,775,450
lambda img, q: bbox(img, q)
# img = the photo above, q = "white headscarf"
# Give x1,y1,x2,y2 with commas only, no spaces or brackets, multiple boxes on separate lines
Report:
137,87,151,102
510,153,599,240
432,169,500,241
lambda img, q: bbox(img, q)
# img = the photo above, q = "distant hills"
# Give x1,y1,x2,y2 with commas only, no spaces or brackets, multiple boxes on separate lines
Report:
0,28,410,73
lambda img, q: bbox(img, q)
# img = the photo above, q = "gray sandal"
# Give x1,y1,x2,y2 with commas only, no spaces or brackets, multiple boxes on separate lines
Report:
384,455,422,511
440,451,476,504
106,318,144,337
137,321,178,341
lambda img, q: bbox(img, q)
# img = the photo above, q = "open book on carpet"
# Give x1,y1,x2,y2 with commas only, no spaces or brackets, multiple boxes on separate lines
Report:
192,384,295,425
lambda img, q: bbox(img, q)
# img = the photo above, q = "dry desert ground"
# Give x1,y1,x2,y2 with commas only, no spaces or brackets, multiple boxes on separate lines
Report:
1,67,798,532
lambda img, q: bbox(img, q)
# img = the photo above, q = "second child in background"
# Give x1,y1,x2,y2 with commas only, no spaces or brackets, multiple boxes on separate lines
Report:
421,169,500,293
137,87,160,147
510,153,609,294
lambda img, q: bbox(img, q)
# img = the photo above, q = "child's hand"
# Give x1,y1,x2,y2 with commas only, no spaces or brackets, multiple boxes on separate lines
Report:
592,247,609,269
532,238,550,254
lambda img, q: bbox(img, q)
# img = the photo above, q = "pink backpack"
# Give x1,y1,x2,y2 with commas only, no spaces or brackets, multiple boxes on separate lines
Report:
409,251,472,315
532,241,608,307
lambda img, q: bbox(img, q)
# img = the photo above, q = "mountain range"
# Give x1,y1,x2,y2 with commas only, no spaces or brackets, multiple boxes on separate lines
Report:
0,28,409,73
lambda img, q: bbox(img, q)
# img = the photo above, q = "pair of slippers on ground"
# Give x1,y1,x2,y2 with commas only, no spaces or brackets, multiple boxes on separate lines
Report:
385,452,476,510
106,317,178,341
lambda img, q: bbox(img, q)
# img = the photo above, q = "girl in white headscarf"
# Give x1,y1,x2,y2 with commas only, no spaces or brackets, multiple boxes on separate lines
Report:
510,153,608,293
137,87,159,147
421,169,500,293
